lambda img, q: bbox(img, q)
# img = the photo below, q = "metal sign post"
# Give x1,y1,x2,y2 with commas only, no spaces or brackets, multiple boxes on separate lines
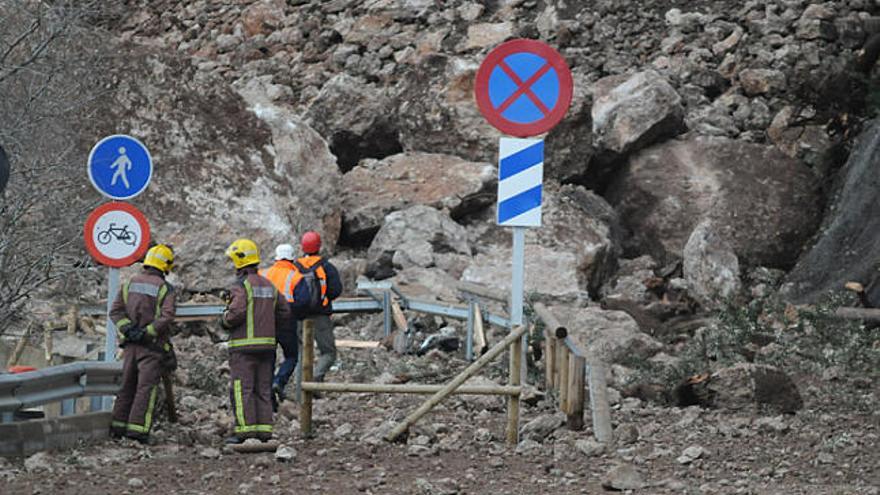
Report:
102,267,120,410
510,226,527,384
475,39,574,400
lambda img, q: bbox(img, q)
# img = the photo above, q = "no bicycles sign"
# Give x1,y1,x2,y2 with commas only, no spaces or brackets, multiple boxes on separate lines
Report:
84,202,151,267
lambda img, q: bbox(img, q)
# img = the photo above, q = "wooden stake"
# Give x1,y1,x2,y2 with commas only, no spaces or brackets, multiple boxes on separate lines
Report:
558,346,570,414
567,355,585,430
300,319,314,437
473,304,487,355
391,300,408,331
66,306,79,335
507,332,522,446
385,325,528,442
544,328,556,390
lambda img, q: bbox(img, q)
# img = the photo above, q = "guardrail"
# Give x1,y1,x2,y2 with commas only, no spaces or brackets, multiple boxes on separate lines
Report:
533,303,613,443
0,362,123,422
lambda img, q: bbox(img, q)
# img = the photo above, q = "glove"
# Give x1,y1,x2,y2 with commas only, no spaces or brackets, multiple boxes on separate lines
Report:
220,289,232,306
124,326,147,344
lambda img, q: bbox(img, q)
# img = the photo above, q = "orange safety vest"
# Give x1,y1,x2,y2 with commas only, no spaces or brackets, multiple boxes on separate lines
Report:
259,260,296,303
290,255,329,307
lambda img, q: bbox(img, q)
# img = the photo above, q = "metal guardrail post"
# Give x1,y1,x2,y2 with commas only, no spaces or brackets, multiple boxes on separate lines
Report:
61,399,75,416
382,291,392,337
465,301,475,361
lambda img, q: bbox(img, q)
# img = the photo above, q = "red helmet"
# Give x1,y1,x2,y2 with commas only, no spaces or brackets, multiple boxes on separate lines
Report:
301,231,321,254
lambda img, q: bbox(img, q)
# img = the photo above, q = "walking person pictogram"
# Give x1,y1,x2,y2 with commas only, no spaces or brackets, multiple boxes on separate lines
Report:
110,147,133,189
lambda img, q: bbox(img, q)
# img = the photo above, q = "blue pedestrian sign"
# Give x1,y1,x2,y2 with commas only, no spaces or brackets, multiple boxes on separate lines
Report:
497,138,543,227
87,135,152,200
475,39,573,137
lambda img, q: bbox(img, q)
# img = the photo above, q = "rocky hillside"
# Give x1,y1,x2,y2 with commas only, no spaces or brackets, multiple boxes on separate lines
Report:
39,0,872,306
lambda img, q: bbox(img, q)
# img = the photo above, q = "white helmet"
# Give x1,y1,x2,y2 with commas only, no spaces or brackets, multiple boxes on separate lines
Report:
274,243,295,261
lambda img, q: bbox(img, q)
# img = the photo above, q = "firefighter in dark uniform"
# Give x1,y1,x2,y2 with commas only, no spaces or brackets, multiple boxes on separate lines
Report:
222,238,290,444
109,244,177,443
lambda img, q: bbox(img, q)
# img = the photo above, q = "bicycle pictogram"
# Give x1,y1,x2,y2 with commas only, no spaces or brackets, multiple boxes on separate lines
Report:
97,223,137,246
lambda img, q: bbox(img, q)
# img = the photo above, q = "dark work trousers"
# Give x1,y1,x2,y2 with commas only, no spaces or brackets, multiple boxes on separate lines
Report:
229,351,274,438
312,314,336,382
273,318,299,391
112,344,163,436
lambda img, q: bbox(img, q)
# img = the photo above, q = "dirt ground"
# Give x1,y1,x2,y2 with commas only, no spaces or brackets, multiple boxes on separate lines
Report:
3,363,878,495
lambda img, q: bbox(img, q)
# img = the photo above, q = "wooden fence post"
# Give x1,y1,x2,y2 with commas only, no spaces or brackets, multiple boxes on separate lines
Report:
300,319,314,437
566,355,585,430
544,328,556,390
558,345,570,413
506,333,522,446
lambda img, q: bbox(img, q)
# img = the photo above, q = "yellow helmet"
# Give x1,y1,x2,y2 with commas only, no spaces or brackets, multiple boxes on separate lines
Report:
144,244,174,274
226,238,260,269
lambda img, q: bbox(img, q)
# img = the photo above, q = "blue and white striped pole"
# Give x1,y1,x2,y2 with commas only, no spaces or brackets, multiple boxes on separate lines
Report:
497,138,544,384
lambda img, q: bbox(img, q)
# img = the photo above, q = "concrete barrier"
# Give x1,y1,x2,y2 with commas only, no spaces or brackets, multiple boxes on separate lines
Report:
0,411,111,457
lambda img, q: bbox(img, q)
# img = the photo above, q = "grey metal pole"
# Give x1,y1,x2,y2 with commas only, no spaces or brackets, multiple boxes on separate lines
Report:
511,227,528,385
383,290,392,337
102,267,120,410
465,301,475,361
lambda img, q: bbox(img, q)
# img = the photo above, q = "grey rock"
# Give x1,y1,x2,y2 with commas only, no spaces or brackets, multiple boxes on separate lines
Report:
128,478,145,488
367,205,470,271
520,413,566,442
275,445,296,462
592,70,685,155
200,447,221,459
709,363,804,413
677,445,707,464
552,305,663,364
342,152,494,243
460,22,515,51
755,416,791,433
683,219,741,307
738,68,786,95
575,438,606,457
24,452,52,473
601,463,646,491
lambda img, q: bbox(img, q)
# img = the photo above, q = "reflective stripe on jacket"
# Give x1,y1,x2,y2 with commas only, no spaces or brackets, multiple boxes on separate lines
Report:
109,267,176,349
259,260,296,303
222,266,290,352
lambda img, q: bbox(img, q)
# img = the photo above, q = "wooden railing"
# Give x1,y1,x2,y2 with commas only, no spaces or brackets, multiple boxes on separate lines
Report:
533,303,613,443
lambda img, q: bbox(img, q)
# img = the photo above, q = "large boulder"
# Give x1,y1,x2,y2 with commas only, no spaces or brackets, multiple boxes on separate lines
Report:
460,184,621,299
84,50,341,291
707,363,803,413
607,135,822,268
367,205,471,273
591,70,685,155
302,74,401,172
340,152,495,245
550,305,663,365
783,119,880,305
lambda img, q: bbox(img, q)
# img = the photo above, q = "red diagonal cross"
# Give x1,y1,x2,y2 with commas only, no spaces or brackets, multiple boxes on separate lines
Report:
496,60,553,115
